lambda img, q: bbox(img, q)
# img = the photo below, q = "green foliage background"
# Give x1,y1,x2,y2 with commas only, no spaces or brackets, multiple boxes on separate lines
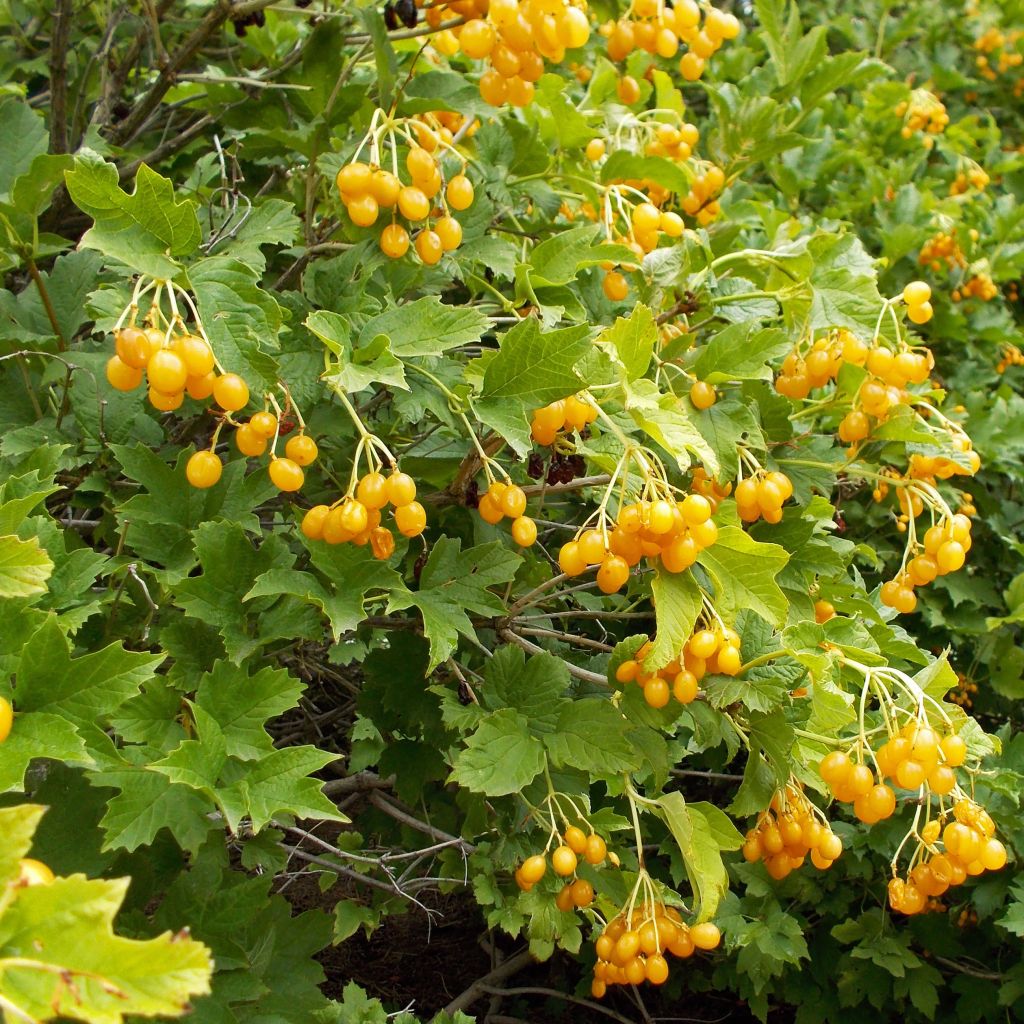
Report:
0,0,1023,1022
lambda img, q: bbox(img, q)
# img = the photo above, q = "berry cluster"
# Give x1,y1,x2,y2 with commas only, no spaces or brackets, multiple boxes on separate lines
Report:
888,798,1007,916
600,0,740,82
895,90,949,146
974,24,1024,86
954,271,999,301
950,164,990,194
434,0,591,108
742,782,844,880
734,468,794,525
919,229,967,272
878,512,973,614
530,394,598,445
998,343,1024,373
301,470,425,557
559,490,719,592
591,901,720,997
477,480,537,547
520,823,606,888
335,109,474,263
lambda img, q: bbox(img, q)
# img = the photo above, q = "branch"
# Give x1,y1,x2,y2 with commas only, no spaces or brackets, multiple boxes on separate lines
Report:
442,948,534,1015
117,114,216,180
107,0,279,146
321,771,394,798
499,628,608,686
368,791,476,851
479,984,640,1024
521,474,611,497
514,625,615,653
26,259,66,351
48,0,73,153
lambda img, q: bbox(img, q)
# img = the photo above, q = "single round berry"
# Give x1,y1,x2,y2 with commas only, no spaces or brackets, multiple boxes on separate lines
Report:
269,457,304,492
395,500,427,537
213,373,249,412
285,434,318,467
186,450,223,489
147,349,188,394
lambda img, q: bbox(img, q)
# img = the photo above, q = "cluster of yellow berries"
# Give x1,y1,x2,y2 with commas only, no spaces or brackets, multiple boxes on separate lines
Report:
998,342,1024,373
615,623,741,705
954,271,999,301
889,798,1007,916
820,722,968,828
515,827,610,893
919,230,967,272
742,783,844,880
300,470,425,557
529,394,599,445
477,481,537,547
878,512,973,614
107,324,248,418
895,90,949,146
601,0,740,82
335,124,474,263
974,25,1024,84
591,902,720,998
950,165,990,194
188,413,318,494
949,671,979,709
733,469,793,525
689,465,732,509
558,492,719,591
776,327,879,401
432,0,591,107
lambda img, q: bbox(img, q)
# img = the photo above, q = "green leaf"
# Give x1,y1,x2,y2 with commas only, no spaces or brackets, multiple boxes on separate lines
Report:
647,569,702,671
526,224,634,287
627,378,719,474
697,526,789,627
598,303,656,381
480,317,592,406
0,870,212,1023
195,662,305,761
449,708,546,796
189,256,282,394
308,310,407,394
357,295,490,357
692,323,791,383
599,151,690,193
65,156,201,277
655,791,731,921
0,804,46,882
0,712,93,793
387,538,521,672
544,699,642,775
0,532,53,597
0,97,48,199
174,522,295,662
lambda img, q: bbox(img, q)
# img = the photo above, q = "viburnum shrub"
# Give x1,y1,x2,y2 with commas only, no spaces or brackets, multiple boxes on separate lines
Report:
1,1,1024,1022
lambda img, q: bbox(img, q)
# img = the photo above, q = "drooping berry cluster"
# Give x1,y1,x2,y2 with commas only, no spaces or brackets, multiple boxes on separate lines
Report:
895,90,949,147
432,0,591,108
888,798,1007,916
878,512,973,614
558,491,719,591
530,394,598,445
515,826,610,893
336,110,474,263
742,782,844,880
302,470,425,557
734,468,794,525
591,901,720,997
600,0,740,82
477,481,537,547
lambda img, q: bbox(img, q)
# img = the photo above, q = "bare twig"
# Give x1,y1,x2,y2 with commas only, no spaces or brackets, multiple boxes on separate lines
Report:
443,948,534,1015
26,259,66,351
321,771,394,798
48,0,73,153
514,625,615,653
479,984,639,1024
499,629,608,686
368,792,477,851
